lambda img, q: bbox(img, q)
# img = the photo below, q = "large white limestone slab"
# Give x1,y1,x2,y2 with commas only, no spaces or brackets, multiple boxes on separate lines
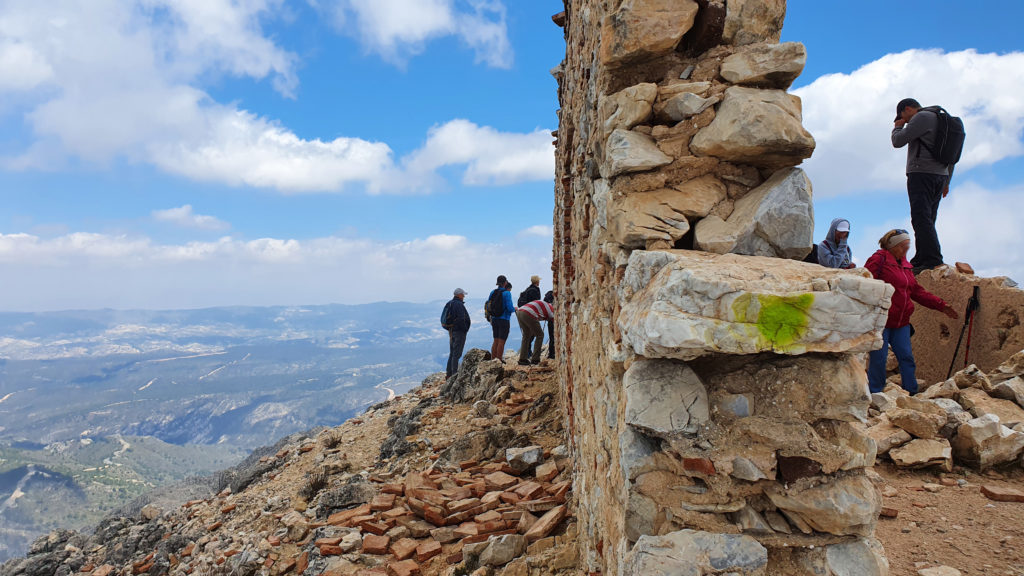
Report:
618,251,893,360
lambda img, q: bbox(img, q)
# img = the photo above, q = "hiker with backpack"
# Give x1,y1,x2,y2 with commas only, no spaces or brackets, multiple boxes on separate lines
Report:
441,288,471,379
865,229,958,395
518,275,542,307
516,296,554,366
818,218,855,269
891,98,965,274
485,275,516,363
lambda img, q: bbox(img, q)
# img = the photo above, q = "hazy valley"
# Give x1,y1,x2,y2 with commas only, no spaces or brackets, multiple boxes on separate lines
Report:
0,300,500,561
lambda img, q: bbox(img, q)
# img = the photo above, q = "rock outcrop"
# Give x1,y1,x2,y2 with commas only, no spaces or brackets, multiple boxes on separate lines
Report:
551,1,892,573
911,267,1024,385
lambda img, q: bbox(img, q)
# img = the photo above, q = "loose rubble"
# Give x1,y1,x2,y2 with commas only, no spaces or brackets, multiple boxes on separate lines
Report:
1,354,581,576
867,354,1024,471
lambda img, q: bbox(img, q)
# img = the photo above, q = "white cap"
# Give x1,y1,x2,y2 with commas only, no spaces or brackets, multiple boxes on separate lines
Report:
836,221,850,232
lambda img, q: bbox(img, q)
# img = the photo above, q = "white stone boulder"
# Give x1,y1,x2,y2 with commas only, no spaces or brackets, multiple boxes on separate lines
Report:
989,349,1024,384
478,533,526,566
690,86,815,168
618,250,892,360
951,414,1024,469
600,0,699,66
720,42,807,89
722,0,786,46
799,538,889,576
958,387,1024,427
992,376,1024,408
888,438,953,472
599,83,658,134
607,189,691,248
919,379,959,399
866,414,913,456
953,364,994,392
654,91,720,122
624,358,709,438
765,475,879,536
622,530,768,575
694,167,813,260
605,129,673,178
888,409,945,440
505,446,544,473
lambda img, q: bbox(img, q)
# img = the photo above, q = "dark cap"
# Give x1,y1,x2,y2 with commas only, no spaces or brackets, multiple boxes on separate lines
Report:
496,275,507,286
895,98,921,121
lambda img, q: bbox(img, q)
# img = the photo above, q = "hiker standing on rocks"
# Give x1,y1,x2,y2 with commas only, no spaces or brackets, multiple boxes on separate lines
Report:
865,229,958,394
818,218,855,269
442,288,471,379
486,275,516,363
516,297,554,366
891,97,955,273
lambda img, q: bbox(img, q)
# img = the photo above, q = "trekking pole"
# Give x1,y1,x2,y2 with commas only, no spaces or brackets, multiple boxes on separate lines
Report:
961,286,981,368
946,286,980,379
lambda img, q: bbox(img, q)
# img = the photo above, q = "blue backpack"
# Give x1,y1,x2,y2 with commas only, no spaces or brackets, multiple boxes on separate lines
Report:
440,301,453,329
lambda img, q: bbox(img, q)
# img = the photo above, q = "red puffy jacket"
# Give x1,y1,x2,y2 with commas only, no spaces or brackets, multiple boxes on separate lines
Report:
864,249,947,328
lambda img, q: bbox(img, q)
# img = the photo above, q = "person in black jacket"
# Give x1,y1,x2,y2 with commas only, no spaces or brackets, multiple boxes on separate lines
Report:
518,275,542,307
443,288,471,379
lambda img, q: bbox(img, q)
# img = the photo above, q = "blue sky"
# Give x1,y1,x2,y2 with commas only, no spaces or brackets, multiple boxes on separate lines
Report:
1,0,1022,311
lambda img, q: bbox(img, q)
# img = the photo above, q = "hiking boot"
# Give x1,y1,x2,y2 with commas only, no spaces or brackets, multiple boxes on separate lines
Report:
517,360,531,366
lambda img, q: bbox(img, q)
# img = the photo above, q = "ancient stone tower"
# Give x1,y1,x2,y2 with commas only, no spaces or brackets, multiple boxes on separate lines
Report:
551,1,895,574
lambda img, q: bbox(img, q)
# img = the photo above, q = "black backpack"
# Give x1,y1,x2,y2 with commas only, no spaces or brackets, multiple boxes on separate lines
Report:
486,289,505,318
919,105,965,166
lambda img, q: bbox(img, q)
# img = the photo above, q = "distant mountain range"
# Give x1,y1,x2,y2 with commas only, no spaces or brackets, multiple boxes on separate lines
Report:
0,300,506,561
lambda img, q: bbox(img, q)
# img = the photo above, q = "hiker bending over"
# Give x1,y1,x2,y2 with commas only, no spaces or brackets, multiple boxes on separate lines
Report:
516,297,554,366
818,218,855,269
865,229,958,395
441,288,471,379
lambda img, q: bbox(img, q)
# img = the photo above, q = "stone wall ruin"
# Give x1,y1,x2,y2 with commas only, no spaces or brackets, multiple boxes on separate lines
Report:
551,1,895,574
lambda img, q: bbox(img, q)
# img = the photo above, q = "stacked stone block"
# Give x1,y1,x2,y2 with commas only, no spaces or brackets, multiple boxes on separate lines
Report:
551,1,895,574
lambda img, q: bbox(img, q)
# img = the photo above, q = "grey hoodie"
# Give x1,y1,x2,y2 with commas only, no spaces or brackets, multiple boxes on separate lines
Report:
818,218,852,269
891,108,954,178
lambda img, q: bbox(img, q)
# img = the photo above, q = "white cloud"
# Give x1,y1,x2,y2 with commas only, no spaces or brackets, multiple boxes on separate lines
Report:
404,120,554,188
0,0,544,192
0,230,550,310
795,49,1024,197
518,225,552,238
152,205,230,230
0,39,54,91
328,0,512,68
934,182,1024,282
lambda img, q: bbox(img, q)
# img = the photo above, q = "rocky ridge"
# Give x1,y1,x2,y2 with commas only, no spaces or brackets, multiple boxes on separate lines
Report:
1,352,581,576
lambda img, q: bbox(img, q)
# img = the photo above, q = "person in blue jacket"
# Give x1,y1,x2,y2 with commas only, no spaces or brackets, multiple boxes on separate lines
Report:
818,218,855,269
488,276,516,362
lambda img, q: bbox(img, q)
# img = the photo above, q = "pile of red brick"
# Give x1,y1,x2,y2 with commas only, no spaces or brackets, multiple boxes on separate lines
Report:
325,457,572,576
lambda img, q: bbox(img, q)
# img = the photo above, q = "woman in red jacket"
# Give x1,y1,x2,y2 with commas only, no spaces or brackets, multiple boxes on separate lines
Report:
865,229,958,394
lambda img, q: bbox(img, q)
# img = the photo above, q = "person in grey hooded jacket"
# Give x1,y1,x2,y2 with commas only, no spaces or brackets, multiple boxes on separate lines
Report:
818,218,854,269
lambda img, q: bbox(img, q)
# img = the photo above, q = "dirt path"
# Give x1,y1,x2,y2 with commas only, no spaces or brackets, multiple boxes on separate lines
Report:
874,462,1024,576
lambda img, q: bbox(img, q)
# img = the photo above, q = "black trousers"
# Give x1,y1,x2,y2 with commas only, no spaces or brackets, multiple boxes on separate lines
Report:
907,172,947,269
546,320,555,358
